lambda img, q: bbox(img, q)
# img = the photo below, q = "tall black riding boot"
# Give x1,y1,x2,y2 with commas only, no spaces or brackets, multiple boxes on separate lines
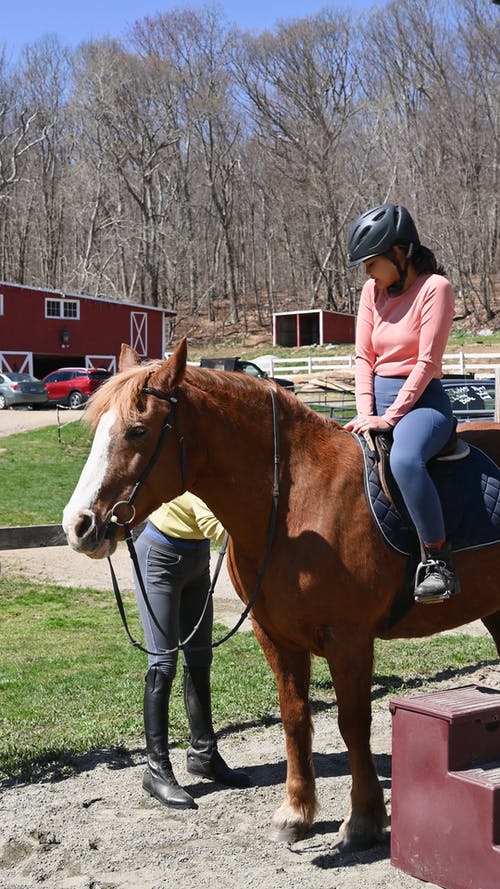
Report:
183,665,251,788
414,543,458,604
143,666,197,809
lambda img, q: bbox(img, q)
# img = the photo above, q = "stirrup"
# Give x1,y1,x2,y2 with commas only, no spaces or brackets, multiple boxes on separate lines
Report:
414,559,454,604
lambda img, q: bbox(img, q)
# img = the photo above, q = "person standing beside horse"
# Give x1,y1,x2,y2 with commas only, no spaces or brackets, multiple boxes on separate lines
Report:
344,202,457,604
132,491,250,810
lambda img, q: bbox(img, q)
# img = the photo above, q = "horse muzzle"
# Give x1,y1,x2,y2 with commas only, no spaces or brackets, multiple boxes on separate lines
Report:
63,508,118,558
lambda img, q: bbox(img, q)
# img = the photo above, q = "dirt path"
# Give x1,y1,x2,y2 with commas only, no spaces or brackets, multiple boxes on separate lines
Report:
0,406,68,438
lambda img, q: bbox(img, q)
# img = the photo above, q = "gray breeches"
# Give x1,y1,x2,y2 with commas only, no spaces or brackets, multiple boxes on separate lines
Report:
132,522,214,675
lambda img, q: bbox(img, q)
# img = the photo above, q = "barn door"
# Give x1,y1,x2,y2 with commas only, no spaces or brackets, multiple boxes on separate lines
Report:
0,351,32,374
131,312,147,357
85,355,117,372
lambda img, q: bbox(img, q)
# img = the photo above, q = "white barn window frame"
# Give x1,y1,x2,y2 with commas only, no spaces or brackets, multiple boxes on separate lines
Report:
45,297,80,320
0,292,3,315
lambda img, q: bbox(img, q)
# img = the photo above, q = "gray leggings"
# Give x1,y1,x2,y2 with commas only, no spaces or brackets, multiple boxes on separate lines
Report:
132,522,213,675
374,376,454,543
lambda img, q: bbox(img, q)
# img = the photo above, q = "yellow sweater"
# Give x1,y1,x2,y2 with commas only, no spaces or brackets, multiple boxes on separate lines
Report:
149,492,225,544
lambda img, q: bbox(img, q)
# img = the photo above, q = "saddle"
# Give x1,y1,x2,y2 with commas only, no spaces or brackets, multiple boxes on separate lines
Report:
366,421,470,526
361,426,468,627
356,425,500,629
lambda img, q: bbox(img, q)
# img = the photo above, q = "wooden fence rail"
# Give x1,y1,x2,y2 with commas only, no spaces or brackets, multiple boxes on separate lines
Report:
269,351,500,377
0,524,67,550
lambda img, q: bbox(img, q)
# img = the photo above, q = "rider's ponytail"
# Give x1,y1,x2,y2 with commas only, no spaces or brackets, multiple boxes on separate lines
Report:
412,244,446,276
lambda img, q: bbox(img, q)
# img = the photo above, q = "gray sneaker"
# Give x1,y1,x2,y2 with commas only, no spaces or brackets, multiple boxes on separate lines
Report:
414,546,457,604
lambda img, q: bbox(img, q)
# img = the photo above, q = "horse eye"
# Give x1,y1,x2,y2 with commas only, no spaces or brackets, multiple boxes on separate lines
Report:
126,425,147,440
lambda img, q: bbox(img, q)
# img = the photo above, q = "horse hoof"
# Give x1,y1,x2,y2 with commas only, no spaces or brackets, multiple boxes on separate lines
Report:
336,812,387,852
333,832,381,853
268,823,309,843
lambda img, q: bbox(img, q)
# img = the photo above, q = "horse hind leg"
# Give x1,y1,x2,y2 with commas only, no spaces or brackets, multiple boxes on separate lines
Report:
251,619,317,842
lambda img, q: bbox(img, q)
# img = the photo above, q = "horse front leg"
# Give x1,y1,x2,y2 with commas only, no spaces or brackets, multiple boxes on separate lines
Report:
252,619,317,842
326,635,388,851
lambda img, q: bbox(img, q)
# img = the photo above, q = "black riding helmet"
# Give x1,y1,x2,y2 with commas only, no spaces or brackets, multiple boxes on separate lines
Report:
347,203,420,268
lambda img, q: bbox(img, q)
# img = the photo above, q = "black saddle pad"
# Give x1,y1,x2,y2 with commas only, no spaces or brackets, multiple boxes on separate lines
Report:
356,434,500,556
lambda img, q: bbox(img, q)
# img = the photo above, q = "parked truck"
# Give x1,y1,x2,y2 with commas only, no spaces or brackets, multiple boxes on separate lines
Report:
199,357,294,391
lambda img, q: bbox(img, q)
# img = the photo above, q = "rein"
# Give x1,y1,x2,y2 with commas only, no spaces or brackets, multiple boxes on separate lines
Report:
106,385,281,654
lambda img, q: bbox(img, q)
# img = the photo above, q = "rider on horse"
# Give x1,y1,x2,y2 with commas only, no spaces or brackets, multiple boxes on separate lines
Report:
345,203,458,604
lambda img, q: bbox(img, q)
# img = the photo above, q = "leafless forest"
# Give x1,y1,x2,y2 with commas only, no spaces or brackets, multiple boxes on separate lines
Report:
0,0,498,342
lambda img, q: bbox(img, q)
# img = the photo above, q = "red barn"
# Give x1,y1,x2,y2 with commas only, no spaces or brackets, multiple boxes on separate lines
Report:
273,309,355,347
0,281,175,377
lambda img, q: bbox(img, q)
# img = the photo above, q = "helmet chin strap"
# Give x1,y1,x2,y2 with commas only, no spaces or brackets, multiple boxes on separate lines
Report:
386,245,413,297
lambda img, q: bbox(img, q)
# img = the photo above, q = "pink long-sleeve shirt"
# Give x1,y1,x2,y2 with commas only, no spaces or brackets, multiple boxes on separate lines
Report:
354,273,455,426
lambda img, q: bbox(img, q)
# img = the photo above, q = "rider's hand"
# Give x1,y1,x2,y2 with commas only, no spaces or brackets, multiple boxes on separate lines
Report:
344,415,392,434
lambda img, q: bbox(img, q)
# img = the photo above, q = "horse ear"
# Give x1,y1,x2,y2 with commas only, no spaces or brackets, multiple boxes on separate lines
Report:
157,338,187,388
119,344,141,371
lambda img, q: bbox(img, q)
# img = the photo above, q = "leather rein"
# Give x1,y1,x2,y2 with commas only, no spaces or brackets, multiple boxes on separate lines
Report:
106,384,281,655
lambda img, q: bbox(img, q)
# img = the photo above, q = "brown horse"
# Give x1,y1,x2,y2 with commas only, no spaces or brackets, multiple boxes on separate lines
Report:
63,339,500,851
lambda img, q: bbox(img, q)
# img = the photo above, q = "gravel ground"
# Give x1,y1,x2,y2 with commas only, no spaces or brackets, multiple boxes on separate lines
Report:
2,660,500,889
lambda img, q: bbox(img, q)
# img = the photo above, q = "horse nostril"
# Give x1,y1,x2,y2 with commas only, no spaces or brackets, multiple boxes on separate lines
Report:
74,511,95,541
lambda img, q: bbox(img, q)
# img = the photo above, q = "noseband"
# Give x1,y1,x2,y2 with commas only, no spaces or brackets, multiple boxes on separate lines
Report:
106,384,281,655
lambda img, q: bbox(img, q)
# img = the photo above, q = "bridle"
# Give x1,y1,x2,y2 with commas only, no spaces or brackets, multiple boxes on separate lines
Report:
105,386,183,529
105,383,281,654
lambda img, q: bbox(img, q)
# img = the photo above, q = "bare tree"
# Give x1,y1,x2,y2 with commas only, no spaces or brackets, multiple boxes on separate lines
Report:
13,37,74,287
359,0,499,319
233,10,361,312
0,0,497,331
131,9,246,324
0,54,50,196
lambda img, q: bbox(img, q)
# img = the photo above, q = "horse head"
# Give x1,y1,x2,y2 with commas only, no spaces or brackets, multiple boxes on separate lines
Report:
63,339,189,558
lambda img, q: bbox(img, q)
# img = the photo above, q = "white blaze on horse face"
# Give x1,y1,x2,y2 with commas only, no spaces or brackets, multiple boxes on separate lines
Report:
62,410,116,536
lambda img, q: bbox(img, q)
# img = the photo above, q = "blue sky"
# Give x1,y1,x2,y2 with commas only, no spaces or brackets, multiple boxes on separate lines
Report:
3,0,381,61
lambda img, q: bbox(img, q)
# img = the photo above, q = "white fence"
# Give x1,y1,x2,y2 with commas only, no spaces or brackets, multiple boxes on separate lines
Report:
269,352,500,378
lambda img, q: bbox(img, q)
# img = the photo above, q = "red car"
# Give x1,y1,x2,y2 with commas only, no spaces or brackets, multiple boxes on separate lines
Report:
42,367,112,409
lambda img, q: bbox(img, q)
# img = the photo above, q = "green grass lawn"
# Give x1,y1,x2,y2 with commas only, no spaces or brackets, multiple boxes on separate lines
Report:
0,572,276,781
0,420,92,526
1,573,496,782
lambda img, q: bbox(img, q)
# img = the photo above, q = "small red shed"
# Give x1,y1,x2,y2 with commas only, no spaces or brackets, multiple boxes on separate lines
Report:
0,281,175,377
273,309,355,347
